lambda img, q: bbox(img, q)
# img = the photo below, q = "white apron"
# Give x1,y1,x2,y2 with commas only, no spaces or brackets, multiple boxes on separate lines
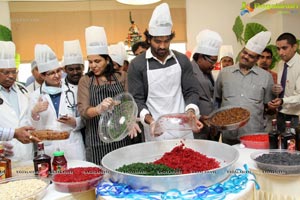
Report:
145,56,193,141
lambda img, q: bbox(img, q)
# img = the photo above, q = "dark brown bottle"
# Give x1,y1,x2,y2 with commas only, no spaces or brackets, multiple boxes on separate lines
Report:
0,144,12,179
295,124,300,151
33,142,51,177
269,119,279,149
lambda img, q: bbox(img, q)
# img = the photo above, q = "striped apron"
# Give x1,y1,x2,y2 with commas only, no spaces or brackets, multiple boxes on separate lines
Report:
85,74,132,165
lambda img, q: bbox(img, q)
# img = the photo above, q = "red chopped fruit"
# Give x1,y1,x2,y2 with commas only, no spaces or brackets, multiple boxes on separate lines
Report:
53,167,103,182
153,143,220,174
240,134,268,142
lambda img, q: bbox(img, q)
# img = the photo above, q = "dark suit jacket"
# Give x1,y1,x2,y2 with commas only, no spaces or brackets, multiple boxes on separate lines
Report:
191,60,214,116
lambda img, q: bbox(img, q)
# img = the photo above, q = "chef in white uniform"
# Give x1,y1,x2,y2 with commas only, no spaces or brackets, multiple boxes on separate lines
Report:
28,43,85,160
128,3,203,141
0,41,34,161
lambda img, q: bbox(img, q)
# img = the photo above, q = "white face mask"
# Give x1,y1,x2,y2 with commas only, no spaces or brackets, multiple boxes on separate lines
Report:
42,82,62,95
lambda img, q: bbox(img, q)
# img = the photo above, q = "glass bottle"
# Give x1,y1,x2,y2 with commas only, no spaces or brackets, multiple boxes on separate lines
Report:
0,144,12,179
295,123,300,151
33,142,51,178
269,119,279,149
283,121,296,151
52,150,67,174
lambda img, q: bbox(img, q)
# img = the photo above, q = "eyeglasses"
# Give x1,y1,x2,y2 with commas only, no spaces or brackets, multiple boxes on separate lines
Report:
46,68,62,76
203,55,217,65
0,70,18,76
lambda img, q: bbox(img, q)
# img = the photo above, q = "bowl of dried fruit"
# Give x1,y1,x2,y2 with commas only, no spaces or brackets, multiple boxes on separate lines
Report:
251,149,300,175
208,106,250,130
52,167,104,193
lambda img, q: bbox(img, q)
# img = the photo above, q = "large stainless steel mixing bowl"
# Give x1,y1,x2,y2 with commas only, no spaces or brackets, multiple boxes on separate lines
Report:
101,139,239,191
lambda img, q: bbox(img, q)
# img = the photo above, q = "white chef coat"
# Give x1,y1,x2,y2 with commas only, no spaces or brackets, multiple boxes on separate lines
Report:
0,83,33,161
28,79,85,160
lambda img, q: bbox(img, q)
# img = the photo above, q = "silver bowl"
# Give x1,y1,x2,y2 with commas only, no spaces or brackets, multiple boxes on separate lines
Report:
101,139,239,191
207,106,250,130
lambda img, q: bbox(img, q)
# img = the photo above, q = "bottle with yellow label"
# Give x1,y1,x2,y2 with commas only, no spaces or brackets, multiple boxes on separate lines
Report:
0,144,12,179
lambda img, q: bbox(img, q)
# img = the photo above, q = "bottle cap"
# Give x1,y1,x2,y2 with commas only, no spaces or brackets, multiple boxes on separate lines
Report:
53,151,64,157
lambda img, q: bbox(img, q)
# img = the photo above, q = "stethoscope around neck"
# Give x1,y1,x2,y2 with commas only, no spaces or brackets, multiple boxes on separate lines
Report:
39,79,77,109
0,84,27,105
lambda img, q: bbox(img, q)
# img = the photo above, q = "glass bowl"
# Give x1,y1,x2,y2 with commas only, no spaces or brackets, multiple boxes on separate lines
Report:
239,133,270,149
251,149,300,175
0,176,49,199
52,167,104,193
98,92,138,143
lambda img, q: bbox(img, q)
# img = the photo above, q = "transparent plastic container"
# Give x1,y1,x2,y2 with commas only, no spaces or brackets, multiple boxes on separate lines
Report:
153,113,197,138
0,176,49,199
239,133,270,149
98,92,138,143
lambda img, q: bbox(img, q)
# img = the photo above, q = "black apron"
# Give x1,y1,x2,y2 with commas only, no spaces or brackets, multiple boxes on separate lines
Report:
85,74,132,165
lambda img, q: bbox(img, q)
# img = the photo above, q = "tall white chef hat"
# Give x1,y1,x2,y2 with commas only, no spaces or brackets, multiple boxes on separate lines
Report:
194,29,223,56
219,45,234,61
109,42,127,66
31,60,37,70
85,26,108,55
148,3,173,36
34,44,59,73
0,41,16,69
63,40,84,66
245,31,271,55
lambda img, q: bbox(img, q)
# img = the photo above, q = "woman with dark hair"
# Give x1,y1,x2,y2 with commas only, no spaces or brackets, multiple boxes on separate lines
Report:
77,26,140,165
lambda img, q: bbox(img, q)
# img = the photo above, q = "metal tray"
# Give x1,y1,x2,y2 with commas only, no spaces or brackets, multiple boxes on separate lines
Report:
101,139,239,191
207,106,250,130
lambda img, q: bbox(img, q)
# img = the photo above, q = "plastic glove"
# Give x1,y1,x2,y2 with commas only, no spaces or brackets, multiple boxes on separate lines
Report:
186,110,204,133
272,84,283,96
96,97,114,114
32,97,49,115
128,123,142,139
57,115,76,127
150,121,163,137
2,142,14,157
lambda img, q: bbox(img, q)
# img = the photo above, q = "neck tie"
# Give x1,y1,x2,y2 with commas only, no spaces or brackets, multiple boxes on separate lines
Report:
279,63,288,98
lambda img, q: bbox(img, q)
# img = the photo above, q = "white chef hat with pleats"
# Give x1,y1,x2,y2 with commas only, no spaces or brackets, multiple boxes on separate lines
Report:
245,31,271,55
219,45,234,60
0,41,16,69
194,29,223,56
148,3,173,36
109,42,127,66
85,26,108,55
63,40,84,66
34,44,59,73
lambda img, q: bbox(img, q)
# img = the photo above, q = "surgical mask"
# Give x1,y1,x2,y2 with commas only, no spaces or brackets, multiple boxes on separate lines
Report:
42,83,62,95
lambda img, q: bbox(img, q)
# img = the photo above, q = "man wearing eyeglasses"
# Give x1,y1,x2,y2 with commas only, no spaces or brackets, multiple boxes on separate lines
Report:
0,41,35,161
28,43,85,160
214,31,280,145
191,29,222,141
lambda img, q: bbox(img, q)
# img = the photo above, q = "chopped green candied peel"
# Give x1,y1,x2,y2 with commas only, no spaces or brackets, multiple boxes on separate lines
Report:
116,162,181,176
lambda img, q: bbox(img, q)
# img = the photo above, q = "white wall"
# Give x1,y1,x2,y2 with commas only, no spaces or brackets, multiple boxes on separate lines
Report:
186,0,300,58
0,2,11,29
